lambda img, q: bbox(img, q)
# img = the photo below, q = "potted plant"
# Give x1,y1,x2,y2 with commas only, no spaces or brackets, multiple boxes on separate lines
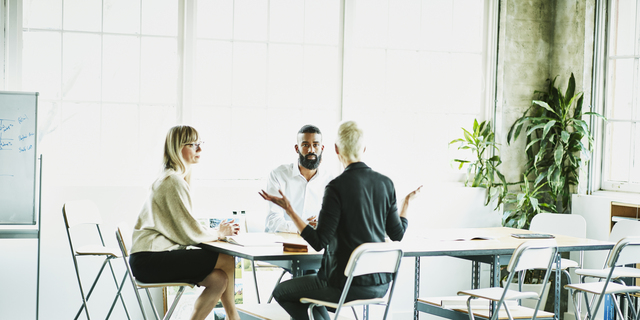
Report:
449,119,508,210
502,73,604,319
506,73,604,214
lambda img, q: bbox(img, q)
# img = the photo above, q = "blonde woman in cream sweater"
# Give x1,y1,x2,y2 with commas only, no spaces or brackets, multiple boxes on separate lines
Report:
130,125,240,320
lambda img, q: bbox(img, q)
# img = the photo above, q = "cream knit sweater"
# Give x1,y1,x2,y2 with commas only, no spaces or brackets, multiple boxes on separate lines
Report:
131,172,217,253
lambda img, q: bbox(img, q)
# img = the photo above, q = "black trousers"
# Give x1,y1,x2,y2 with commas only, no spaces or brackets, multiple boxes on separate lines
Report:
272,274,389,320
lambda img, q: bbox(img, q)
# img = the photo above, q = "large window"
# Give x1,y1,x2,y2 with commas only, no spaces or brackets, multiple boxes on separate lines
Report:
21,0,180,186
599,0,640,192
342,0,493,189
190,0,343,182
7,0,496,191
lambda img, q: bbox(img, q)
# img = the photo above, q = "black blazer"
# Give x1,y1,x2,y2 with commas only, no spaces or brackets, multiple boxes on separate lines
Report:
300,162,408,288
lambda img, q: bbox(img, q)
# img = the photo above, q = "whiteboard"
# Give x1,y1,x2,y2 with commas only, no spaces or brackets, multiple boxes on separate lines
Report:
0,92,38,225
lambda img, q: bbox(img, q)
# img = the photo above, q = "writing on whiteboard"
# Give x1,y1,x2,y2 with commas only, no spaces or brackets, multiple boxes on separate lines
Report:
18,115,28,124
19,145,33,153
18,133,34,141
1,123,13,133
0,140,12,150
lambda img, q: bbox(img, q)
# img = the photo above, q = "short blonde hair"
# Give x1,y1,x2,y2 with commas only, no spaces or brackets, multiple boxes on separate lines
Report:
163,125,199,176
335,121,365,162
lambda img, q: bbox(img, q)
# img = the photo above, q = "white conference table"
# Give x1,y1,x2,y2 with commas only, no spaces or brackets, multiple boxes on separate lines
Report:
203,227,614,320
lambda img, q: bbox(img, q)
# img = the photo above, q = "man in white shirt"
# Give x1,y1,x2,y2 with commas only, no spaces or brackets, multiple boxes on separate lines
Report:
265,125,334,233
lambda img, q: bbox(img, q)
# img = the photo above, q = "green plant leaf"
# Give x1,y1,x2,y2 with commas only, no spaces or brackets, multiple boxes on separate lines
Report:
583,111,607,120
553,143,564,167
525,138,542,152
534,172,546,187
542,120,557,139
530,197,539,212
561,130,570,144
527,123,547,136
533,100,559,116
507,112,533,143
463,129,474,144
565,73,576,105
573,95,584,118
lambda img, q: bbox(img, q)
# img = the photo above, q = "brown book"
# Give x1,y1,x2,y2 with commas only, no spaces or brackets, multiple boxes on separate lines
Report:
282,242,308,252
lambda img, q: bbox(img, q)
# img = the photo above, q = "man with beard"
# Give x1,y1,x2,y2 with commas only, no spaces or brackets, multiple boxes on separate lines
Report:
264,125,335,233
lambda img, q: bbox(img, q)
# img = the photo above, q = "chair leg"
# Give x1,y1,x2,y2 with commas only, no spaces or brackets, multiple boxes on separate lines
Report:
582,291,594,320
105,272,129,320
267,269,288,303
563,269,583,320
107,258,132,320
351,306,359,320
623,292,639,320
145,288,162,320
307,304,316,320
164,286,187,320
71,255,96,320
503,304,514,320
466,297,477,320
122,268,149,320
570,289,583,320
74,257,111,320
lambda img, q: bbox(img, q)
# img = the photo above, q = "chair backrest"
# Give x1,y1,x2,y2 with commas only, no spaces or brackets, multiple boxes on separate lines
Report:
508,239,558,273
529,213,586,239
609,219,640,242
115,222,134,258
63,199,103,228
607,236,640,267
344,242,403,277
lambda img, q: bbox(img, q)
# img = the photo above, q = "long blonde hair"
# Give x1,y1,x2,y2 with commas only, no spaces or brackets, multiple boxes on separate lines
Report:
163,125,199,183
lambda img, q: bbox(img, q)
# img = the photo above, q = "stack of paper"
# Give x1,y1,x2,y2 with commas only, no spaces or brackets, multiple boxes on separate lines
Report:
222,233,283,247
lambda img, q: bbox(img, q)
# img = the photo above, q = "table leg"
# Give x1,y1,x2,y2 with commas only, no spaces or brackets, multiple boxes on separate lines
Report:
555,254,561,320
291,260,301,278
251,259,261,304
414,256,420,320
472,261,480,289
491,255,500,316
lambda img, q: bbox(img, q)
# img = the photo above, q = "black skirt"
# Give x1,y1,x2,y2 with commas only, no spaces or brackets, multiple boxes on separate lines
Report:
130,247,219,285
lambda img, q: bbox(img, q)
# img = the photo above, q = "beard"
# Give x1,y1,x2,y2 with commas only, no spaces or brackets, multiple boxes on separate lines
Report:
298,151,322,170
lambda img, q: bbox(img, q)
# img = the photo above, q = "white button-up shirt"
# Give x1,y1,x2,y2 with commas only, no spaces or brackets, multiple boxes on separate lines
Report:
264,162,335,233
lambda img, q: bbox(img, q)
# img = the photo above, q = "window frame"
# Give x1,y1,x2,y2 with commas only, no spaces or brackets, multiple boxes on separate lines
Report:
592,0,640,194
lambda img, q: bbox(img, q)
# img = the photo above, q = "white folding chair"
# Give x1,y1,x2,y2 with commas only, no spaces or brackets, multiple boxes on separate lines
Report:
300,242,403,320
63,200,131,320
529,213,587,315
457,240,559,320
530,213,586,278
115,222,194,320
565,220,640,320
